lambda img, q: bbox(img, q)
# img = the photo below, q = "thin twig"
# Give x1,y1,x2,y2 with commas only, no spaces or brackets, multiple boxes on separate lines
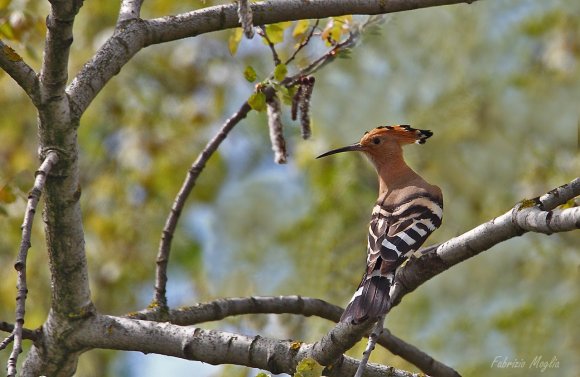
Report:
256,26,281,66
355,316,385,377
153,102,253,310
5,150,59,377
284,19,321,66
283,31,357,88
0,321,40,342
0,334,15,351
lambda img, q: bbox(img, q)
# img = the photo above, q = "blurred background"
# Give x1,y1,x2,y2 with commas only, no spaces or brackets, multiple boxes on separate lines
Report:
1,0,578,376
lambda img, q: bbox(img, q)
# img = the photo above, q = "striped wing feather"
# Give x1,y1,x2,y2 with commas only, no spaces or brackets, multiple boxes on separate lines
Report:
341,193,443,324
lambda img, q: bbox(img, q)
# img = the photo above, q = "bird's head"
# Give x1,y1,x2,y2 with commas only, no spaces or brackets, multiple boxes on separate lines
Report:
316,125,433,161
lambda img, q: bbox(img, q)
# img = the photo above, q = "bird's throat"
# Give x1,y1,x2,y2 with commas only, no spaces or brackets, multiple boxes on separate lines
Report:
375,153,420,196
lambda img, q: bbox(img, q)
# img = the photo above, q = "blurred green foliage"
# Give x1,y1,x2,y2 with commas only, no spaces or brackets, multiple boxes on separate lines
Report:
0,0,579,376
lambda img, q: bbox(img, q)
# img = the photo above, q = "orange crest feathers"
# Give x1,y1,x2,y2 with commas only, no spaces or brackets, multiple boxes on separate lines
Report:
361,125,433,146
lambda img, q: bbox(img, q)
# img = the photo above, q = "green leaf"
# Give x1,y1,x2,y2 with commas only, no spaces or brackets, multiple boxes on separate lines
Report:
228,28,243,56
265,22,291,44
292,19,310,38
248,91,266,112
255,373,271,377
273,63,287,82
244,65,257,82
294,357,323,377
280,85,296,106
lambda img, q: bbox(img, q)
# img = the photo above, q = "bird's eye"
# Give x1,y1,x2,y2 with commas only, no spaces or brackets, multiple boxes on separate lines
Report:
372,137,381,145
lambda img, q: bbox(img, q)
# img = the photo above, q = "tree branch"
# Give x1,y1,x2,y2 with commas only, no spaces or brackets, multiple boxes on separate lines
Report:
257,26,281,66
389,177,580,309
71,314,419,377
145,0,474,45
377,329,460,377
40,0,83,104
355,316,386,377
0,322,39,343
3,151,59,377
118,0,144,24
0,40,41,105
128,295,459,376
67,0,475,120
152,102,253,310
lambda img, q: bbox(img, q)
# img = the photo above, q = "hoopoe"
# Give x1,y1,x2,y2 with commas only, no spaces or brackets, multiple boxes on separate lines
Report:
317,125,443,324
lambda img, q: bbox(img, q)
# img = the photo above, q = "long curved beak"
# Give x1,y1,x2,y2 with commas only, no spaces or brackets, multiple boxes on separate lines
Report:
316,143,363,159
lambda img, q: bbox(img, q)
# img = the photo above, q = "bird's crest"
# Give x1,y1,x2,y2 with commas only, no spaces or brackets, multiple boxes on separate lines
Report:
362,125,433,145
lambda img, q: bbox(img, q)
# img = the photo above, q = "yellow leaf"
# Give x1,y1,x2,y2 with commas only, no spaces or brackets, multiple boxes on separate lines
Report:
228,28,243,56
292,19,310,38
294,357,323,377
321,16,353,45
265,22,292,44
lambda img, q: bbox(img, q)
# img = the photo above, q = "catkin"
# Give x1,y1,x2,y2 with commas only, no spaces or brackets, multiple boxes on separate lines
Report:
237,0,254,39
299,76,315,140
266,94,287,164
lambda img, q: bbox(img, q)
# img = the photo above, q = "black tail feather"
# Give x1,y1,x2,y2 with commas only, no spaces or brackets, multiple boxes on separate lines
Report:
340,275,391,324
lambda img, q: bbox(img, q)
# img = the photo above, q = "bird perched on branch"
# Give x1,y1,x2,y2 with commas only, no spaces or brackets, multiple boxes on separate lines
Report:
317,125,443,324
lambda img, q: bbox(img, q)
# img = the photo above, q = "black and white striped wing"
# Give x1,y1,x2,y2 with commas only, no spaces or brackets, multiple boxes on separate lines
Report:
375,194,443,266
341,194,443,324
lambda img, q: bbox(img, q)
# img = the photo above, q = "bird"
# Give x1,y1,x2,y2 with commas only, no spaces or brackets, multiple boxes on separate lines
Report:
317,125,443,324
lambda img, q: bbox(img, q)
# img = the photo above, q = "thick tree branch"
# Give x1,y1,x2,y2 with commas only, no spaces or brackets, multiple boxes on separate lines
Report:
129,296,459,376
0,40,40,105
71,314,419,377
40,0,82,104
145,0,473,45
67,0,475,120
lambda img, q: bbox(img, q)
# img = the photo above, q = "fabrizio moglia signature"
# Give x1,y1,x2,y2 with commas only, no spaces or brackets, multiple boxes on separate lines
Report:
491,355,560,373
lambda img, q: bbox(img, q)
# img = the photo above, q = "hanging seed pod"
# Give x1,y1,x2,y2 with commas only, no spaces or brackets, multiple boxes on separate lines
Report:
266,94,287,164
299,76,315,140
237,0,254,39
291,84,304,122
